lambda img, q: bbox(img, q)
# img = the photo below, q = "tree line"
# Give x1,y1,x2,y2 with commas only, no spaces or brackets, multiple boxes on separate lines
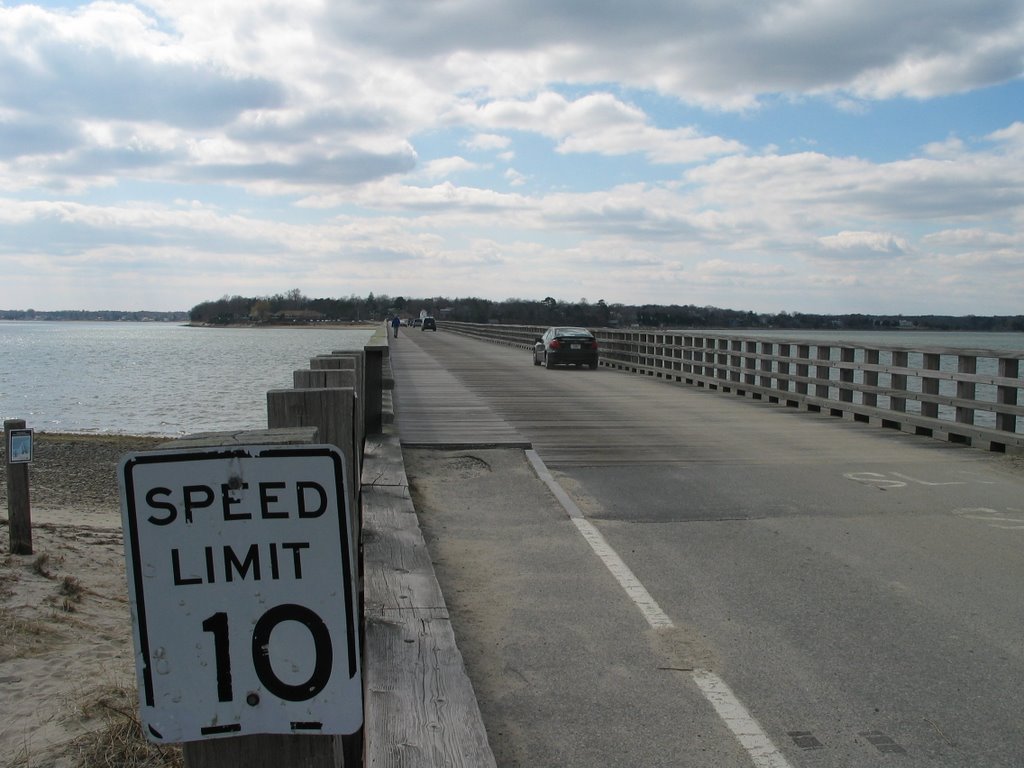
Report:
0,309,188,322
186,290,1024,332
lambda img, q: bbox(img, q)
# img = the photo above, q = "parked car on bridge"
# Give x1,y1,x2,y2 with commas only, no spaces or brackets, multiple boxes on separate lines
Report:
533,327,599,369
421,317,437,331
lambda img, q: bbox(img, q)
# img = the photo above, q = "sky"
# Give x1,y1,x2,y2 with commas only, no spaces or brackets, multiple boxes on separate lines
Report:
0,0,1022,315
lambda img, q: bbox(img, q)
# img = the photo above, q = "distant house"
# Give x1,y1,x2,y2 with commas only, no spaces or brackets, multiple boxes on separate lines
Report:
271,310,325,324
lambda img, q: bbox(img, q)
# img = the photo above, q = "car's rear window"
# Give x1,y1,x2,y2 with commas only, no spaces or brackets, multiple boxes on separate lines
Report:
556,328,592,337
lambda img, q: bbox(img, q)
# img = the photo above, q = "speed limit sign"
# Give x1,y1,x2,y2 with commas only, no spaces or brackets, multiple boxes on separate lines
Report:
119,444,362,743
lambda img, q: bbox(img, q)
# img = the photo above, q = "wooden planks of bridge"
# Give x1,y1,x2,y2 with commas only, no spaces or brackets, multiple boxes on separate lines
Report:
387,326,980,470
388,333,531,449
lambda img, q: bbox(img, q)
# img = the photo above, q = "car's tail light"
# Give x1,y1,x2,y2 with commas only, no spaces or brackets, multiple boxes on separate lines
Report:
549,339,561,349
590,341,599,350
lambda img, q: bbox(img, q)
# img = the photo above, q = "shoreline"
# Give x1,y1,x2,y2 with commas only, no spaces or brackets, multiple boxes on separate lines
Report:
185,321,379,329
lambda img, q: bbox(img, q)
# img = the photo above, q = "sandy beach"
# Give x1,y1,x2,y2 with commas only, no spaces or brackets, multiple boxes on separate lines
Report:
0,433,179,768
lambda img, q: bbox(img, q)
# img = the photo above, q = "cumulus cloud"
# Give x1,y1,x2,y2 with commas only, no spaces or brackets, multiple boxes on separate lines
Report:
0,4,284,127
987,121,1024,148
323,0,1024,106
922,228,1020,248
1,0,1023,313
685,148,1024,224
817,231,913,260
504,168,527,186
0,3,426,193
462,92,745,163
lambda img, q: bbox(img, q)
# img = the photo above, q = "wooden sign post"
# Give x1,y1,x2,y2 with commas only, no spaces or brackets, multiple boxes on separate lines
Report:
5,419,33,555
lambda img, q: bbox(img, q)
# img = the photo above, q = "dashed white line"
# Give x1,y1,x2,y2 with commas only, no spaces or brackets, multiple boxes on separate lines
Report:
525,449,794,768
570,516,675,629
692,670,795,768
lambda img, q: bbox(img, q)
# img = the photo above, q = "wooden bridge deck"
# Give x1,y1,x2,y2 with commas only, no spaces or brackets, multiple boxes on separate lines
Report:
382,326,1024,768
388,331,531,448
387,326,975,469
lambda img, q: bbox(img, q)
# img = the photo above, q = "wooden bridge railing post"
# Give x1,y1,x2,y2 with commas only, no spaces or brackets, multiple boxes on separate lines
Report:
364,331,388,435
295,368,358,389
777,344,791,400
815,346,831,402
682,335,694,376
759,342,773,390
996,358,1020,434
839,347,855,405
267,388,358,525
796,345,810,397
890,351,909,415
716,338,729,383
956,355,977,426
921,353,941,421
295,367,364,476
742,341,755,387
704,337,716,380
863,349,880,409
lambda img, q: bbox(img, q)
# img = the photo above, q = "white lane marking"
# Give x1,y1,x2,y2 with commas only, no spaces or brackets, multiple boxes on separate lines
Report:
570,516,674,629
846,470,997,489
953,507,1024,530
525,449,584,519
692,670,796,768
526,449,794,768
844,471,907,489
890,471,965,486
962,515,1024,523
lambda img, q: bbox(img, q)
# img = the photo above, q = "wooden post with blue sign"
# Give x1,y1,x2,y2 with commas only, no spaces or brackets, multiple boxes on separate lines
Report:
5,419,33,555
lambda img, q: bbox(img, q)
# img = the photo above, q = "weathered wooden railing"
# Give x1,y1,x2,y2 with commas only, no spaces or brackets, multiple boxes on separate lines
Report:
441,321,1024,453
176,324,493,767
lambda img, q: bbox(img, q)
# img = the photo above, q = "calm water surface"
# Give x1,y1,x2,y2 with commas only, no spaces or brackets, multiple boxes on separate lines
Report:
0,322,375,436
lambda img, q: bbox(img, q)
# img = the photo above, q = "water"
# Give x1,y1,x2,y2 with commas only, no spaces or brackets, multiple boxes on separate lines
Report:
0,322,376,436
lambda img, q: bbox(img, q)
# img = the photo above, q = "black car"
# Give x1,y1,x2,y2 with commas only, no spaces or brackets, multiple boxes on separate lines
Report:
533,327,599,369
421,317,437,331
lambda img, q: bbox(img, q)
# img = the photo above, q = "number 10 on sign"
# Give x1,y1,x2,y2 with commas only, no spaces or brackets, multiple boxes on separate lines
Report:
119,445,362,743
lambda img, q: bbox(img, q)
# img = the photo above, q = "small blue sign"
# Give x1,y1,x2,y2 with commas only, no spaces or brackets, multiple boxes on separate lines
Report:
8,429,33,464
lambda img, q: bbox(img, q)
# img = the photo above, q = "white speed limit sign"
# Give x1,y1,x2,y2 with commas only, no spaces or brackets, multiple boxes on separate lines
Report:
119,444,362,743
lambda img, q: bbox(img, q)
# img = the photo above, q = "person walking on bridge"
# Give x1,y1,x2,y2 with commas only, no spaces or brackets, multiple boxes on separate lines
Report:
391,315,401,338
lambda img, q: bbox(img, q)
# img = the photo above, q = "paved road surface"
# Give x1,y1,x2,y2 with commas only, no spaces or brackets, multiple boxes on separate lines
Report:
392,329,1024,767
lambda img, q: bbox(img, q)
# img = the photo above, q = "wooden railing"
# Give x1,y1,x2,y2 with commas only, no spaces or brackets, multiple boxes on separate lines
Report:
441,321,1024,453
172,324,493,767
